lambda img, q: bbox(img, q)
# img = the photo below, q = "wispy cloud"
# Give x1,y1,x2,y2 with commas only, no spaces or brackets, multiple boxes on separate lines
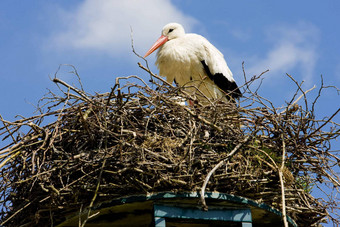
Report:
230,28,252,42
48,0,197,57
247,22,319,85
334,61,340,82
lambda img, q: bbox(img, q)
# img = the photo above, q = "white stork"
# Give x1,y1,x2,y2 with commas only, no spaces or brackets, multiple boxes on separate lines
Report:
144,23,241,103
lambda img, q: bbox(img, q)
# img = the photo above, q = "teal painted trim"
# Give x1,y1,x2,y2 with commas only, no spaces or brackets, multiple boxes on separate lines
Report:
154,204,252,222
154,217,166,227
94,191,297,227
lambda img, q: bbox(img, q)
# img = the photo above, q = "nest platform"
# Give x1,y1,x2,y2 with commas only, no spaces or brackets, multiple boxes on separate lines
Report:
0,64,339,226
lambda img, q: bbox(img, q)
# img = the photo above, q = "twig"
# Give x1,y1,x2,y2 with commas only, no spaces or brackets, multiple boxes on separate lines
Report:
52,78,93,103
80,159,107,227
0,200,34,226
305,107,340,140
200,131,257,209
280,85,316,114
138,62,174,88
286,73,309,112
279,134,288,227
0,115,16,143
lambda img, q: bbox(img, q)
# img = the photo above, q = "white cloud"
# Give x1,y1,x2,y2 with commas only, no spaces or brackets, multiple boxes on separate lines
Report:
49,0,198,57
230,28,251,42
247,22,319,85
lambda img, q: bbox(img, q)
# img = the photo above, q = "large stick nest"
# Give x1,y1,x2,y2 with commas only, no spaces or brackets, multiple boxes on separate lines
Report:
0,64,339,226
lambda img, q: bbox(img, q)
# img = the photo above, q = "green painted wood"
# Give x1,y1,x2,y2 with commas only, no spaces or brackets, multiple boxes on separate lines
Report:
154,217,166,227
154,204,252,222
98,192,295,226
242,223,252,227
87,191,297,227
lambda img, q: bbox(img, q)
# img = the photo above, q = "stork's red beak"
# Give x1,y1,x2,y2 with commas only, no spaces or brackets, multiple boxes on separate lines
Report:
143,35,168,58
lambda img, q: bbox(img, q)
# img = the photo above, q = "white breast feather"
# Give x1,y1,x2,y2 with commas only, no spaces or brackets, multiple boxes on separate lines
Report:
156,34,234,101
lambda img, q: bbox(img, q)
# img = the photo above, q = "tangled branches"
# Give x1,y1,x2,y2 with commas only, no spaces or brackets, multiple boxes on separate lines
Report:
0,63,339,226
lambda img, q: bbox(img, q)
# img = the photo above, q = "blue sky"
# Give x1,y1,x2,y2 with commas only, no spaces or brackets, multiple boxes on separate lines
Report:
1,1,339,120
1,0,339,225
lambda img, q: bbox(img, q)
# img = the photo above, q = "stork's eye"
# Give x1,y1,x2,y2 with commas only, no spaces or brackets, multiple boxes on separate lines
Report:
169,28,174,33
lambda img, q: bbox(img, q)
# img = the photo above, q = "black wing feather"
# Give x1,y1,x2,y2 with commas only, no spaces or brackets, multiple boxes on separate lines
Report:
201,60,242,99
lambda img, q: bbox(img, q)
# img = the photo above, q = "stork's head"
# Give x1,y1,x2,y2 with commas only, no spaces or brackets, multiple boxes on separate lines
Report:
144,23,185,58
161,23,185,40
